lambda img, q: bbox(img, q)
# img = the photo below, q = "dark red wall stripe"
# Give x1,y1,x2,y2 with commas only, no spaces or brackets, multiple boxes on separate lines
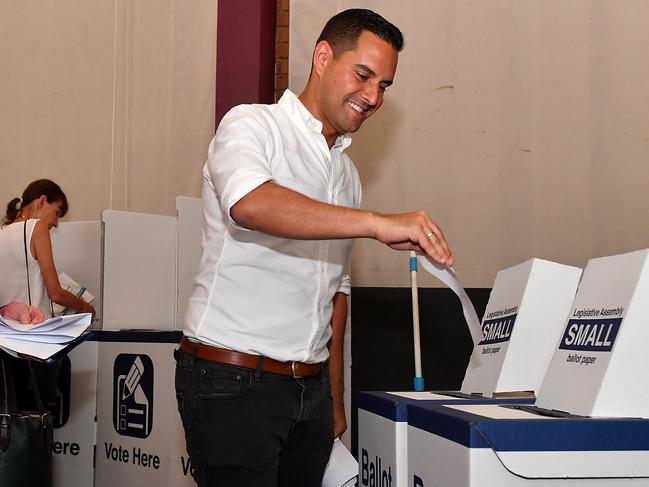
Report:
215,0,277,128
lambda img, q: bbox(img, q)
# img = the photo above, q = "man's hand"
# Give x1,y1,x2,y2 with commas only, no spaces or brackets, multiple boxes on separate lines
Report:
373,211,454,266
333,397,347,439
0,302,46,324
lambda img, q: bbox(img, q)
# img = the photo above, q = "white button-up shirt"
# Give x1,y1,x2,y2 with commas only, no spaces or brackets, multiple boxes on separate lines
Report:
184,90,362,363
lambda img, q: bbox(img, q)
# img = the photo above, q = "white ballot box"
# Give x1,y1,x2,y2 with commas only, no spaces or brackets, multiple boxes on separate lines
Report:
537,249,649,417
407,403,649,487
94,331,194,487
461,258,581,396
358,258,580,487
52,335,99,487
357,392,534,487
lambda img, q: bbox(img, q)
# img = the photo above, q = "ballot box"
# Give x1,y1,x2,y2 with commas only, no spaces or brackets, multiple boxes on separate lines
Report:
94,331,194,487
461,258,581,396
52,334,99,487
357,259,580,487
537,249,649,417
407,403,649,487
357,392,534,487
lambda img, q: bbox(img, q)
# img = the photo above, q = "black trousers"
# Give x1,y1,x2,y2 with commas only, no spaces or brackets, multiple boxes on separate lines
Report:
174,348,334,487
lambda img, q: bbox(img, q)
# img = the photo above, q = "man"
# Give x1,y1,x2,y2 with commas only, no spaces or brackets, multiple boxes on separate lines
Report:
175,8,453,487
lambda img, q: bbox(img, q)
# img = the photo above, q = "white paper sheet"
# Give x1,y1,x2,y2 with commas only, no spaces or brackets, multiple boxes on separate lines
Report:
0,313,92,359
322,439,358,487
0,313,89,333
417,257,483,346
387,391,462,400
0,333,80,344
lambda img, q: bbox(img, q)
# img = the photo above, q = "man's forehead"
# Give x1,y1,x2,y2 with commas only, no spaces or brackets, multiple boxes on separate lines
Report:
340,32,398,75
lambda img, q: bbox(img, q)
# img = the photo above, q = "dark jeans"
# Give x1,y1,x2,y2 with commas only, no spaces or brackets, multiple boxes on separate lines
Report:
174,347,334,487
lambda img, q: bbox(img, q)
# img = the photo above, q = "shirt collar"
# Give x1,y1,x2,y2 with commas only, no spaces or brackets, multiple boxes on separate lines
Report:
278,90,352,152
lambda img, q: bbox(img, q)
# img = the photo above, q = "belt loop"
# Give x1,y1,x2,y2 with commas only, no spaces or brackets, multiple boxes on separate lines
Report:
253,356,265,381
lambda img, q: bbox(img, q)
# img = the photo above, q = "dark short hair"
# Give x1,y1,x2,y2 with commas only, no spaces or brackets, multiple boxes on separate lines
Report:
316,8,404,57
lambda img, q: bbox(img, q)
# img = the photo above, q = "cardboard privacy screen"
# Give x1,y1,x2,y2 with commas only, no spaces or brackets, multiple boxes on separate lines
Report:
537,249,649,417
461,258,581,396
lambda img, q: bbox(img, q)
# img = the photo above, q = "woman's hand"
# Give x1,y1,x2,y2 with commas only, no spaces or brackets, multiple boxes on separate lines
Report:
81,300,96,319
0,302,46,324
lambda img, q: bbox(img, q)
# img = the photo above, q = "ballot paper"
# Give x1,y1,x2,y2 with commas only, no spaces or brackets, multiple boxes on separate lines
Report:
0,313,92,359
322,439,358,487
417,257,483,345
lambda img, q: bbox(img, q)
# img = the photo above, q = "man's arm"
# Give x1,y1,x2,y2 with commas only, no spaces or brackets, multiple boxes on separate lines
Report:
231,182,454,265
328,292,348,438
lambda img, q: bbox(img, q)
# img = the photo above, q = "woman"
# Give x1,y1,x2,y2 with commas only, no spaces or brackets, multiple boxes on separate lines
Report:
0,179,95,318
0,179,94,412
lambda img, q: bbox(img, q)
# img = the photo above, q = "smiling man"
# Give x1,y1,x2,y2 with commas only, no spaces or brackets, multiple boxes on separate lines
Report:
175,9,453,487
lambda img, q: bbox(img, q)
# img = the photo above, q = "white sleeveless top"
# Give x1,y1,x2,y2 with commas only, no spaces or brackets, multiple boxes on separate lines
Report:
0,219,51,317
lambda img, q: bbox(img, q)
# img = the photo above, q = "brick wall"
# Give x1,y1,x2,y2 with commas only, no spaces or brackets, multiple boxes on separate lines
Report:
275,0,289,101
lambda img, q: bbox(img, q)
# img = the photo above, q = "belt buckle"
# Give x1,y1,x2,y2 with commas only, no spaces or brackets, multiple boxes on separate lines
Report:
290,362,303,378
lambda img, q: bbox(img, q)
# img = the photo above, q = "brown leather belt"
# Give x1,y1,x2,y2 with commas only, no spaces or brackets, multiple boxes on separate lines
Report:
180,337,324,378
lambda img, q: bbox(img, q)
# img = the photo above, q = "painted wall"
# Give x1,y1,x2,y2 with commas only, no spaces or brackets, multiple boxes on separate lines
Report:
0,1,216,220
289,0,649,288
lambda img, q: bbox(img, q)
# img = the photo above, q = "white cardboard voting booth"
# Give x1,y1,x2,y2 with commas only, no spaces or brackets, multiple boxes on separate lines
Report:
175,196,203,331
101,210,177,331
50,332,193,487
52,336,99,487
358,258,580,487
537,249,649,417
407,403,649,487
51,221,102,324
461,258,581,396
94,331,194,487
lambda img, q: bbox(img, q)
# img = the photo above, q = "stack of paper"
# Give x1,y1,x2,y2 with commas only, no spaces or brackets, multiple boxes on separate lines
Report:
0,313,92,359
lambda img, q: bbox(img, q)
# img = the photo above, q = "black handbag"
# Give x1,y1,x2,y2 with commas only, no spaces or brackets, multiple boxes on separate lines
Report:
0,356,53,487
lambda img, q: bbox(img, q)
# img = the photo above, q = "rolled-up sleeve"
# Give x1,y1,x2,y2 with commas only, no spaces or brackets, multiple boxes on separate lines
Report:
205,106,274,230
337,274,351,295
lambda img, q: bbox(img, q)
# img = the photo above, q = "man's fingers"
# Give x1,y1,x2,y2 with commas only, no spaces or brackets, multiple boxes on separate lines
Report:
421,222,453,265
420,228,454,266
419,236,446,264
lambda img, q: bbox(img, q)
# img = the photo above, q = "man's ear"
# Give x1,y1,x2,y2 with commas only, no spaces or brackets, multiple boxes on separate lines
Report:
312,40,334,77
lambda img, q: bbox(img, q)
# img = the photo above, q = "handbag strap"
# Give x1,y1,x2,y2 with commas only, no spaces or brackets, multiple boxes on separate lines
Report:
23,220,54,316
26,360,46,414
0,357,12,451
23,220,32,306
